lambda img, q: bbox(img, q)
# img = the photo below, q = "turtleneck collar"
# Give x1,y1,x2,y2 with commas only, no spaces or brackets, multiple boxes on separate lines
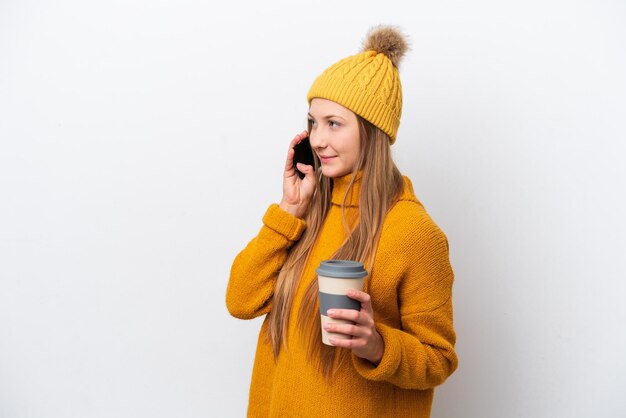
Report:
330,171,362,207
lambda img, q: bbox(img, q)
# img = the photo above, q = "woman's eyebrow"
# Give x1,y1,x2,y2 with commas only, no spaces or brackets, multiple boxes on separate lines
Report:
307,113,346,121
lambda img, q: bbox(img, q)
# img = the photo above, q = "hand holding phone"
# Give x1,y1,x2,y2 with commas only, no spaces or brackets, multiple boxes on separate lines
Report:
292,137,314,179
280,132,316,218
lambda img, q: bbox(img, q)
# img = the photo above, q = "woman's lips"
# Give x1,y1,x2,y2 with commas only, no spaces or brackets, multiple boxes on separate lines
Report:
319,155,336,164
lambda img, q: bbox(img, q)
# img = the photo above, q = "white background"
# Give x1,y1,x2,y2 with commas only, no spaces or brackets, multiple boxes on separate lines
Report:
1,1,625,417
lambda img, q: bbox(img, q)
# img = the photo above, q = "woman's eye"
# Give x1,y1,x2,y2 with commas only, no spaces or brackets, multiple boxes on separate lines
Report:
308,118,316,126
329,120,340,127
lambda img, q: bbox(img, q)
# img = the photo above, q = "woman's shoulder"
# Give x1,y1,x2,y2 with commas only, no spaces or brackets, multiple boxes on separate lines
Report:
383,176,449,248
390,176,424,212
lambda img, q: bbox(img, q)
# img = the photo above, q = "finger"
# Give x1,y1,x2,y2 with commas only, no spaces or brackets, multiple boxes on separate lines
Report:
324,322,368,338
347,289,374,314
288,130,309,149
296,163,314,179
328,337,364,349
284,147,297,175
327,308,361,323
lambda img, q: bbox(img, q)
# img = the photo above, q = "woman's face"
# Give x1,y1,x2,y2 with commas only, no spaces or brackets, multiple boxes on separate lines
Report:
308,98,360,178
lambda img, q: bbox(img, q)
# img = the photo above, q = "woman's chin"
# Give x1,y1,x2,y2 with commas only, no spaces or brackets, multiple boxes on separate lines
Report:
321,166,350,179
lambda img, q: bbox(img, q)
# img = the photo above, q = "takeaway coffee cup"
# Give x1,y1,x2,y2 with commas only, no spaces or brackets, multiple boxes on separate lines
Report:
316,260,368,345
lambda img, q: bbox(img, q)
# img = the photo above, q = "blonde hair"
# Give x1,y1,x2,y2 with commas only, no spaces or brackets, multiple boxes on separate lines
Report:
266,115,404,377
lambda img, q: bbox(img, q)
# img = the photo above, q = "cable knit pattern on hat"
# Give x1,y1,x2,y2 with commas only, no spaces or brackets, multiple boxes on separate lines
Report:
226,174,458,417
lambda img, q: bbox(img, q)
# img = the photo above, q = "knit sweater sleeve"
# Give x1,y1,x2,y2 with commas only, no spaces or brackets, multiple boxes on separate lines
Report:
351,208,458,389
226,204,306,319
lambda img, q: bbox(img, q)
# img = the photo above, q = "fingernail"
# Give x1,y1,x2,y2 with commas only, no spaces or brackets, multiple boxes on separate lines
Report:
327,310,335,316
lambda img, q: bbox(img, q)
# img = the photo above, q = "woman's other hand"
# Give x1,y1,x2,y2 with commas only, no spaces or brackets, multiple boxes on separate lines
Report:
324,289,385,365
279,130,317,218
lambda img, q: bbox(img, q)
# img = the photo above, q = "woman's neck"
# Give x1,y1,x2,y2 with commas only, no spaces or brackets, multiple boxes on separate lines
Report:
330,171,362,207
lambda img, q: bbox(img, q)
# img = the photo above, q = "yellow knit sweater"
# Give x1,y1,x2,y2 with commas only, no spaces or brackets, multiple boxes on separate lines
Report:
227,173,458,417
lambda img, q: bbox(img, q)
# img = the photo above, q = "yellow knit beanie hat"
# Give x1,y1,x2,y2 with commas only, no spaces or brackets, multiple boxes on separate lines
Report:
307,25,409,144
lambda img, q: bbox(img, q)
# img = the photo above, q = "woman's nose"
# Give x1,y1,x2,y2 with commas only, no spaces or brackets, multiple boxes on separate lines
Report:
309,133,326,150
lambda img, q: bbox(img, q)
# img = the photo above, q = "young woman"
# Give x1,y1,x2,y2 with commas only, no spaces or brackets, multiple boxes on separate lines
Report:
227,25,458,417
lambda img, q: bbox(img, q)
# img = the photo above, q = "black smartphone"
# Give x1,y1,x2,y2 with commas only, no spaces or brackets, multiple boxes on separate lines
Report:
293,137,314,179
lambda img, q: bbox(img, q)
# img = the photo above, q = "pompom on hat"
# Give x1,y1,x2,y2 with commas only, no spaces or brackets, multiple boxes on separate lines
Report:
307,25,410,143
